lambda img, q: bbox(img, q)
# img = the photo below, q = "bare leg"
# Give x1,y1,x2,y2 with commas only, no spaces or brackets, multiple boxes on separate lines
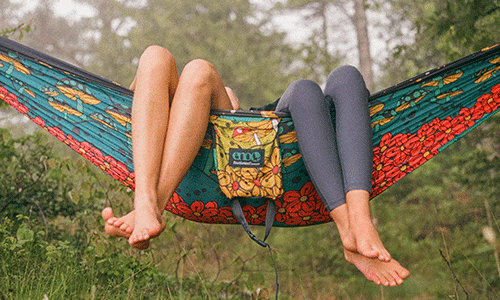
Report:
329,204,357,252
103,48,233,247
152,59,234,209
117,46,233,246
346,189,391,261
121,46,176,247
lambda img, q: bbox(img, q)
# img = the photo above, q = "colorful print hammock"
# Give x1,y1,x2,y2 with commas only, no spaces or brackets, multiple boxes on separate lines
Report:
1,36,500,228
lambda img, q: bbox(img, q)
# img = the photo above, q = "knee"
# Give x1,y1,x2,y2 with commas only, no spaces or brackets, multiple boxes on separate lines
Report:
285,79,326,109
288,79,321,93
182,59,218,88
138,45,176,71
327,65,364,86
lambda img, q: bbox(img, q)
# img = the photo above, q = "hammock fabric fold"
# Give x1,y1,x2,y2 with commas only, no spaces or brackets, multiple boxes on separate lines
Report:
1,36,500,227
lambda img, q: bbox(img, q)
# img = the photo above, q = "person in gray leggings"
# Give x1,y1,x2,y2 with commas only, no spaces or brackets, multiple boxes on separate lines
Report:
257,65,409,286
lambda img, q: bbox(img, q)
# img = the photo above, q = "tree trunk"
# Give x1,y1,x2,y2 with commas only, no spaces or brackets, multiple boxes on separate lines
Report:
353,0,373,91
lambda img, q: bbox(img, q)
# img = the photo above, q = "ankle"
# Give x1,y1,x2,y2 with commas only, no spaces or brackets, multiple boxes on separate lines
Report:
330,205,349,229
134,194,160,211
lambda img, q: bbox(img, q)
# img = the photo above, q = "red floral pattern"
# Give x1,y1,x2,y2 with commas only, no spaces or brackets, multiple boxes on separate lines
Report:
371,82,500,197
283,182,319,213
1,87,29,114
2,57,500,228
163,183,332,226
165,193,238,224
279,182,331,225
242,202,269,225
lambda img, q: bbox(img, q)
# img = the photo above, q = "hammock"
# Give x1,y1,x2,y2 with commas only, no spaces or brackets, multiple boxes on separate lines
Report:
2,36,500,228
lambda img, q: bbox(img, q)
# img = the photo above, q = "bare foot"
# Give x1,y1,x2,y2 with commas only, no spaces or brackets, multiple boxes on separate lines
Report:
102,207,133,238
128,195,166,247
347,190,391,261
101,207,150,250
351,216,391,261
103,208,135,235
344,249,410,286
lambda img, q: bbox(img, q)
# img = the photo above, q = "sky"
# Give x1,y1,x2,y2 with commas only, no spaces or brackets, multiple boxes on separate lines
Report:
15,0,96,18
12,0,395,74
3,0,393,129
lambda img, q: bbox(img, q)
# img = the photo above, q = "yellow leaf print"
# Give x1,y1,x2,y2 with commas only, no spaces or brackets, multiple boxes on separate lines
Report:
436,90,463,100
106,110,131,127
57,86,101,105
369,103,384,116
48,101,83,116
279,131,297,144
282,154,302,168
0,54,31,75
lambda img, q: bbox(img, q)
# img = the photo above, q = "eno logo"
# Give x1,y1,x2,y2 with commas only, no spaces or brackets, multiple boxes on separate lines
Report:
229,148,265,167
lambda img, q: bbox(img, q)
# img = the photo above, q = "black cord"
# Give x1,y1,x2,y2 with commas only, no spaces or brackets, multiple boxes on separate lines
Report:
266,244,279,300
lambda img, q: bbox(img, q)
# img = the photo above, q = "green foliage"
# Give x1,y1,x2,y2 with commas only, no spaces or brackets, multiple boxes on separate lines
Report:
272,0,345,83
0,214,285,299
0,23,32,39
69,0,305,109
0,128,78,221
381,0,500,87
0,216,163,299
1,0,500,299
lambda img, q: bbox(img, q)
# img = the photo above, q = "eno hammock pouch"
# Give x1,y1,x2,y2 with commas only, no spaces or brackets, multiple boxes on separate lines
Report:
209,114,283,246
210,114,283,200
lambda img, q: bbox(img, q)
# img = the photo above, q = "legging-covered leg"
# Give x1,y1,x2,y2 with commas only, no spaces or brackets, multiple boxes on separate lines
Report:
276,66,391,261
276,80,345,210
276,66,410,286
324,66,372,194
323,67,392,261
275,66,371,212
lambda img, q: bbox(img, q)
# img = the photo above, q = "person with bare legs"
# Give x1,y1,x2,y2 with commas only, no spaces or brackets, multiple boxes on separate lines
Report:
102,45,238,248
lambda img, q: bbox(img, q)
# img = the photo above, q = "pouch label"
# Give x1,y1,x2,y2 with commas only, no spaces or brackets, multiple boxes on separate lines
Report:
229,148,265,167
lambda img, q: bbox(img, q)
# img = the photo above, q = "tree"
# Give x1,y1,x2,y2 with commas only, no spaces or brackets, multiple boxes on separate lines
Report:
0,0,93,66
273,0,345,83
273,0,376,90
72,0,302,108
380,0,500,87
353,0,373,90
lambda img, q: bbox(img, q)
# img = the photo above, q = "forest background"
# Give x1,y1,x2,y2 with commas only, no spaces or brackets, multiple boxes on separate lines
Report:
1,0,500,299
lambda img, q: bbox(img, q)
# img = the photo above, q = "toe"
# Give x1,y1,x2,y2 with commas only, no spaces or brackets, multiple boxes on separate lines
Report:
102,207,113,221
371,275,382,285
119,223,132,233
379,272,394,287
361,248,379,259
379,252,391,262
113,218,125,227
388,276,398,287
397,267,410,279
382,249,392,261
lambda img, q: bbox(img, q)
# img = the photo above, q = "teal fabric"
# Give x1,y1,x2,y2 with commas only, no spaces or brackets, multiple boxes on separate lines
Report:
2,36,500,227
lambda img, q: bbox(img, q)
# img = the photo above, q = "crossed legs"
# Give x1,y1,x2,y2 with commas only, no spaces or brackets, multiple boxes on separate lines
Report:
276,67,409,286
102,46,234,248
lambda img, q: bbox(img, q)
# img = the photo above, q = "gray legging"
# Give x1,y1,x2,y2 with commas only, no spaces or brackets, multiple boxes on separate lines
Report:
276,65,372,211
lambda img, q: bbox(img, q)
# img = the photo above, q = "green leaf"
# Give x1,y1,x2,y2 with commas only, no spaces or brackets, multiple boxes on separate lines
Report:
16,225,34,245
